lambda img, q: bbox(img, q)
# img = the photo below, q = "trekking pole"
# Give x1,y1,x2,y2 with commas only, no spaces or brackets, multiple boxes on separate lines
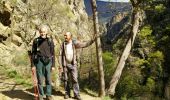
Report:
28,51,39,100
32,69,39,100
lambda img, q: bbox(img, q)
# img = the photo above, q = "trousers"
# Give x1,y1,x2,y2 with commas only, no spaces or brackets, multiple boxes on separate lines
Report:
35,59,52,96
63,64,80,96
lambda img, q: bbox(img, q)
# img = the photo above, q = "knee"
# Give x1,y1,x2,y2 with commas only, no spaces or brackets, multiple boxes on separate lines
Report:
45,78,51,85
72,77,78,83
38,77,43,85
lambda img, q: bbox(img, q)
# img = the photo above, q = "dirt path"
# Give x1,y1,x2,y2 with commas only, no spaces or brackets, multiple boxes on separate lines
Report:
0,67,101,100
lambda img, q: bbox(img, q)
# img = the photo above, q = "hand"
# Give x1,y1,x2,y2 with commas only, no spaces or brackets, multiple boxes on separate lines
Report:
51,67,55,71
31,66,36,72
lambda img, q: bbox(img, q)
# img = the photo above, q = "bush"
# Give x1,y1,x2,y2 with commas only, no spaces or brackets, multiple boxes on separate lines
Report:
12,51,29,66
7,69,32,87
102,52,117,86
155,4,166,13
7,70,17,78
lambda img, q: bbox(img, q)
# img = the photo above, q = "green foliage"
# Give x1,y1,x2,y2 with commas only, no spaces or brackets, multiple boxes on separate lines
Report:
140,25,153,39
155,4,166,13
7,70,17,78
102,52,117,86
148,51,164,61
165,24,170,31
115,23,164,98
7,69,32,87
102,96,112,100
146,77,155,91
12,51,29,66
133,59,149,67
116,73,142,98
139,25,156,47
111,0,168,99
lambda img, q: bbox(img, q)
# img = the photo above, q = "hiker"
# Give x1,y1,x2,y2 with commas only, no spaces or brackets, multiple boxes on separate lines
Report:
59,32,97,100
31,24,55,100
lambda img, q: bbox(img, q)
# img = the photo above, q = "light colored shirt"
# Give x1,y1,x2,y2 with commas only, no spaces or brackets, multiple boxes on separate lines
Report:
65,41,73,63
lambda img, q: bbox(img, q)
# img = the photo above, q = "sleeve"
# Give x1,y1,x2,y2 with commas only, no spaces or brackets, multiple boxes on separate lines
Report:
31,39,37,67
74,38,95,49
51,40,55,68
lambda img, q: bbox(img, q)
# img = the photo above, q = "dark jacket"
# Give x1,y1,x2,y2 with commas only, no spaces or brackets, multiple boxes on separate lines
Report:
31,36,55,67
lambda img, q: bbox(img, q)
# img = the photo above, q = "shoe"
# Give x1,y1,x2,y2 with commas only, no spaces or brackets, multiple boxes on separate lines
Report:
38,95,43,100
64,94,69,99
74,95,82,100
46,96,53,100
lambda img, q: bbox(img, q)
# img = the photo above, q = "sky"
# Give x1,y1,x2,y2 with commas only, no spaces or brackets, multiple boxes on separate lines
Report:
97,0,129,2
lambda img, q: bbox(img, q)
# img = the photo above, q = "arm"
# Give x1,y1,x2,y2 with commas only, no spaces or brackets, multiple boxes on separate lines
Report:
74,34,98,48
31,39,37,67
51,40,55,68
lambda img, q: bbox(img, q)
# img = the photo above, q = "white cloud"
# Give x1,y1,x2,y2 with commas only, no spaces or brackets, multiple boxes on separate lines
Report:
97,0,129,2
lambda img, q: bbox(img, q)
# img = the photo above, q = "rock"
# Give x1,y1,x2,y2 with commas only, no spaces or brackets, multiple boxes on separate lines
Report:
0,0,93,77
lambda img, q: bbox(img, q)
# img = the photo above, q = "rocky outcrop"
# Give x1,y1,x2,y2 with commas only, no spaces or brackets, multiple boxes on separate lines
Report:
102,12,131,51
106,12,130,42
0,0,92,73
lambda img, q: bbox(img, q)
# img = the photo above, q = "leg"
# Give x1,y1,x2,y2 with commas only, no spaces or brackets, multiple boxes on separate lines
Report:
70,65,80,97
63,67,71,97
36,60,45,97
44,61,52,96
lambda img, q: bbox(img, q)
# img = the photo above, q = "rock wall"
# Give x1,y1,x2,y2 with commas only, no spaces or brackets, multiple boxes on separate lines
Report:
0,0,92,72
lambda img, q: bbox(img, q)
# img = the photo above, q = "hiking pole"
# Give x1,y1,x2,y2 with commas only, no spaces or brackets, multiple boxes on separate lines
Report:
32,69,39,100
28,51,39,100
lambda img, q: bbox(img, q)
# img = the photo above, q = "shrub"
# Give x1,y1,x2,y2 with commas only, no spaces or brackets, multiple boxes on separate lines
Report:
102,52,117,86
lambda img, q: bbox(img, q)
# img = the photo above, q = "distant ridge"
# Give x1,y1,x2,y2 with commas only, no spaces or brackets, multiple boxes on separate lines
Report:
84,0,131,23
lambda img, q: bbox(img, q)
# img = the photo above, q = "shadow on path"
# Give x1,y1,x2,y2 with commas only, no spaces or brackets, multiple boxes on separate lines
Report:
2,87,65,100
52,89,65,96
2,89,34,100
82,89,98,97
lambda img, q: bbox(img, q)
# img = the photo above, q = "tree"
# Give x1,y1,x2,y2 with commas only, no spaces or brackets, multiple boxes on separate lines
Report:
91,0,105,97
107,0,144,96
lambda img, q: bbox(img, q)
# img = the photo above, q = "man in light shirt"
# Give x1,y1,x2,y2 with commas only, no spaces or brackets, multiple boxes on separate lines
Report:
59,32,96,100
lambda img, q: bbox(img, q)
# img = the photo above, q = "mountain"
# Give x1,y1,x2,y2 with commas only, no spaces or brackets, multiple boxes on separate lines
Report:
84,0,131,23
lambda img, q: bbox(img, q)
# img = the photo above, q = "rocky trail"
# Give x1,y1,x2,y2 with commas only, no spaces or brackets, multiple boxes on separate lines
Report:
0,67,101,100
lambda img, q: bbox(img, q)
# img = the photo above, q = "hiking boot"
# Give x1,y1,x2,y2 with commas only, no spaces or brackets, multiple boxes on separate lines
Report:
74,95,82,100
64,94,70,99
46,96,53,100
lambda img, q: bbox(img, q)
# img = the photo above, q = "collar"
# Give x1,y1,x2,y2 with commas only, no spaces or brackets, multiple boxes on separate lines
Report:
65,40,73,45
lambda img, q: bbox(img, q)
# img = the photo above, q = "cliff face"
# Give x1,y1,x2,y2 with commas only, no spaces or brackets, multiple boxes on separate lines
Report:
106,12,130,40
102,12,131,51
0,0,91,72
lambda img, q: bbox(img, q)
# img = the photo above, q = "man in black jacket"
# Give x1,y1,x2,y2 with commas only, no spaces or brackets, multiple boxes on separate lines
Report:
31,24,55,100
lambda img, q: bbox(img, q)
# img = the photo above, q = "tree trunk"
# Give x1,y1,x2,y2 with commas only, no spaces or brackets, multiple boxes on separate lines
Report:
91,0,105,97
107,8,142,96
165,79,170,100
